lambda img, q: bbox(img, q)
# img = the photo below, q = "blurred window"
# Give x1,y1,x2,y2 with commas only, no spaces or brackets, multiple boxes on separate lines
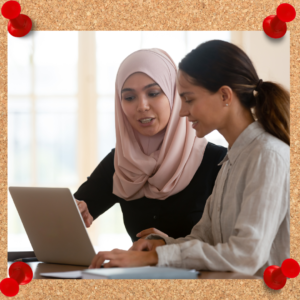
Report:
8,32,78,250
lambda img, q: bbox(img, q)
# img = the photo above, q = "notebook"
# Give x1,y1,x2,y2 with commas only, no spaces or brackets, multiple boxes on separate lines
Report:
41,267,199,279
82,267,199,279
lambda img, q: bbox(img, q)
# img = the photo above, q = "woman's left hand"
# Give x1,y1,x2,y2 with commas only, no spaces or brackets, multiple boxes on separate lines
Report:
89,249,158,269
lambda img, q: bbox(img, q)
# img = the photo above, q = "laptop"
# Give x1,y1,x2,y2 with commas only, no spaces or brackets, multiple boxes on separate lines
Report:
9,187,96,266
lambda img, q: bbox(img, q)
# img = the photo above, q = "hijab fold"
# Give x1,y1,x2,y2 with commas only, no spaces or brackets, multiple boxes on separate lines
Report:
113,49,208,200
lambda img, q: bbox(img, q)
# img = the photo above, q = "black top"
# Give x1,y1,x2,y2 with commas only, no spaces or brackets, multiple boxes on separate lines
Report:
74,142,227,242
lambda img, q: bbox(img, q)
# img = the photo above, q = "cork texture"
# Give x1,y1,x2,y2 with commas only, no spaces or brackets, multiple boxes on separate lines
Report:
0,0,299,298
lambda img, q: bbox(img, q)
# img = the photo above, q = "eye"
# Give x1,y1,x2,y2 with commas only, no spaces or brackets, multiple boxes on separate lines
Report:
149,92,160,97
124,95,135,101
185,99,192,103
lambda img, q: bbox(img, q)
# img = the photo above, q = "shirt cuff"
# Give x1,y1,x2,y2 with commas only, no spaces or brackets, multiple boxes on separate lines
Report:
155,244,183,268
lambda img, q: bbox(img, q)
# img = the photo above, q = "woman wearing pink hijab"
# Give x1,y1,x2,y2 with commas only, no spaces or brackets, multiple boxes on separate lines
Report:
74,48,227,242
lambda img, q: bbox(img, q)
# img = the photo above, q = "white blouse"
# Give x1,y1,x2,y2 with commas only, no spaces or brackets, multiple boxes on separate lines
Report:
147,121,290,278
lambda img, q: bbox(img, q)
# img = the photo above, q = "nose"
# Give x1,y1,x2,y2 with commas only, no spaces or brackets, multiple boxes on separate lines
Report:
137,95,150,112
179,102,189,117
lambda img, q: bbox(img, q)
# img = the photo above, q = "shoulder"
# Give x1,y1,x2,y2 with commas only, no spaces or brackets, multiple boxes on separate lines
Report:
203,142,227,164
104,148,115,169
91,148,115,176
109,148,116,160
244,132,289,171
102,148,115,162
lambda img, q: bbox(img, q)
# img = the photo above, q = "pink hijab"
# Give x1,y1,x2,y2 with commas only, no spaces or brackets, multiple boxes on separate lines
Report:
113,49,208,200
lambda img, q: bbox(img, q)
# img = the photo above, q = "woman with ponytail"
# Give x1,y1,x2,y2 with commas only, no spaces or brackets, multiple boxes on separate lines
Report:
89,40,290,278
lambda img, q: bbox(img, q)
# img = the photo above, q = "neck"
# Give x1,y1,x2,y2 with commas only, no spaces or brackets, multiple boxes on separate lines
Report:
219,108,255,148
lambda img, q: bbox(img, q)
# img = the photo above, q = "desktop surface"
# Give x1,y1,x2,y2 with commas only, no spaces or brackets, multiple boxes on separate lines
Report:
7,261,261,280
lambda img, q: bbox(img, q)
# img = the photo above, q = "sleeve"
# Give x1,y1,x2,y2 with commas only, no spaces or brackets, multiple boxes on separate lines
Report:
73,149,119,220
153,150,289,275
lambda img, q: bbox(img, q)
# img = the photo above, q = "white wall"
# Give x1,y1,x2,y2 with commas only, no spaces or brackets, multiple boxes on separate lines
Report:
232,31,290,91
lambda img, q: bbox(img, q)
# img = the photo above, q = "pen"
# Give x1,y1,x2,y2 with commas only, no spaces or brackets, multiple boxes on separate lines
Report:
14,257,39,263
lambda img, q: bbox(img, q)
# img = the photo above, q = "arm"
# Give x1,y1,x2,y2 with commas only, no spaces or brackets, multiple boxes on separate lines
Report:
154,150,289,275
74,149,119,221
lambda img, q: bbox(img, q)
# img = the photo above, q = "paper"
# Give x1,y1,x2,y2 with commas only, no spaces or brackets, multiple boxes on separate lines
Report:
40,270,83,279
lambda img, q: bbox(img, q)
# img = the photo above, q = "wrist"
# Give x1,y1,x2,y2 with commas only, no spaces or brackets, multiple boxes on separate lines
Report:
159,239,166,246
148,250,158,266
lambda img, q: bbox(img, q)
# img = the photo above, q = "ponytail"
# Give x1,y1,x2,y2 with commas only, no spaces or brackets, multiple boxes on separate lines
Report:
254,81,289,145
179,40,290,145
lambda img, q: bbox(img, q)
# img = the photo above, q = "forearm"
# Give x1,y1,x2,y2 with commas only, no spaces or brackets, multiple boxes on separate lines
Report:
155,238,264,275
146,233,198,245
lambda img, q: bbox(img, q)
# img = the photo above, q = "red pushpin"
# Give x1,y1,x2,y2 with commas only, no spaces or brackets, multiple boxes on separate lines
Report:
0,278,19,297
264,258,300,290
1,0,32,37
263,3,296,39
9,262,33,285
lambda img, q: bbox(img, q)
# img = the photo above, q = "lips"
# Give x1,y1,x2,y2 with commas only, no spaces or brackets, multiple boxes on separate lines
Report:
138,117,155,121
189,120,198,129
138,117,155,127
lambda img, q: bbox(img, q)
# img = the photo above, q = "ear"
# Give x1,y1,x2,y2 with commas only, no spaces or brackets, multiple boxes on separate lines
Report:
219,86,233,107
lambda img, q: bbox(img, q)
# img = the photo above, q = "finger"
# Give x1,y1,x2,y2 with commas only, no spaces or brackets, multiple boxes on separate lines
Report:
89,252,108,269
150,228,168,237
139,234,149,239
91,253,108,269
89,253,99,268
111,248,124,254
81,212,89,227
136,228,154,237
87,215,93,227
77,203,86,213
78,201,88,213
90,251,120,269
76,200,83,206
103,262,112,268
83,211,89,219
95,257,106,269
84,214,93,228
103,260,120,268
130,240,149,251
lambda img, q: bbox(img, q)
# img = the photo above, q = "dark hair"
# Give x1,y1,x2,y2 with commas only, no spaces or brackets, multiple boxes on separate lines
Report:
178,40,290,145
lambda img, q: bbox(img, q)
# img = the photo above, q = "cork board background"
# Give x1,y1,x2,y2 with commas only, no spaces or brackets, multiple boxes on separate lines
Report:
0,0,299,299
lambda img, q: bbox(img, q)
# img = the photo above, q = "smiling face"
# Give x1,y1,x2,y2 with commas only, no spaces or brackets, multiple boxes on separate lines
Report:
121,72,171,136
177,70,229,138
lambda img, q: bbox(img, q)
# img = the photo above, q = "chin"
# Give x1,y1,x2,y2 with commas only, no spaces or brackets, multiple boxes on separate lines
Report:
138,129,157,137
195,130,205,138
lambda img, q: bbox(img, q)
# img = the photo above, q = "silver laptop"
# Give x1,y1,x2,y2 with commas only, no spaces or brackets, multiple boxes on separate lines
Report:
9,187,96,266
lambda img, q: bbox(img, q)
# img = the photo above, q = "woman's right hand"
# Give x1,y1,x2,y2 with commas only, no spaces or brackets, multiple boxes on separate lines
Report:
129,238,166,251
76,200,93,228
136,228,169,239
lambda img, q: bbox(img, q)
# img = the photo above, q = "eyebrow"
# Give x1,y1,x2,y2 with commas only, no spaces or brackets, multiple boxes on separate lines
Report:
121,83,159,94
179,92,194,97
